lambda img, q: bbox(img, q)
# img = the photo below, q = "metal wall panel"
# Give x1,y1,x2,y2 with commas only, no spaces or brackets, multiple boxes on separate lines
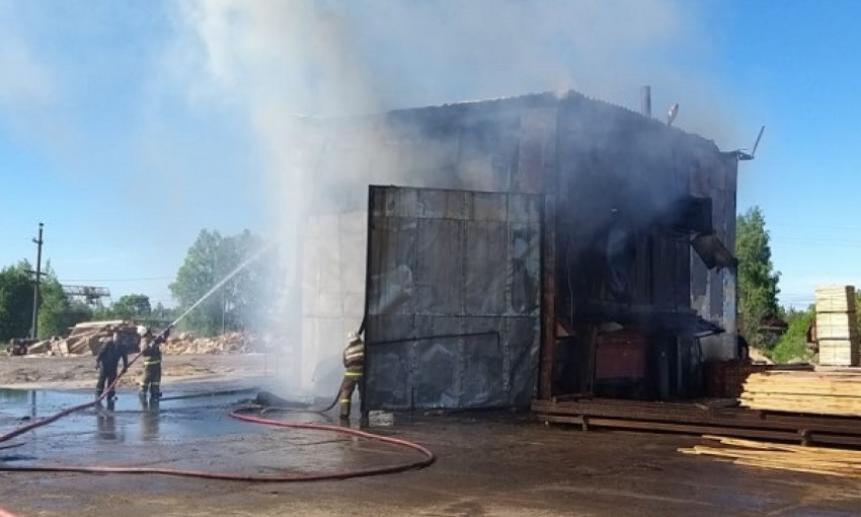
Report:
689,150,739,360
364,186,544,410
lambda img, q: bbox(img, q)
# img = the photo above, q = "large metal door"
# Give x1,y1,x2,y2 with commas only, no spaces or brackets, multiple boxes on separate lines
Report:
363,186,544,410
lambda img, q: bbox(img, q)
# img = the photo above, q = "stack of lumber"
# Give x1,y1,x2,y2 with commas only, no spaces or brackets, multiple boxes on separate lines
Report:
815,285,860,366
680,435,861,479
740,370,861,417
63,320,129,355
18,321,140,357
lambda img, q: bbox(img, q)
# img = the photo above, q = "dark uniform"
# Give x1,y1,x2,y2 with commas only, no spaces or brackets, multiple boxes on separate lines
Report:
139,337,163,400
96,337,128,399
338,334,364,419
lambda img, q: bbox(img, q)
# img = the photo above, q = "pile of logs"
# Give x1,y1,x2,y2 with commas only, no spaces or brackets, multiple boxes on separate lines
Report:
680,435,861,479
9,326,265,357
740,370,861,417
14,320,139,357
62,320,132,355
161,331,260,355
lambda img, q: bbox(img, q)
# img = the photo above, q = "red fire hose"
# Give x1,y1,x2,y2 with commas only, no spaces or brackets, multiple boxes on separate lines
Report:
0,407,434,481
0,353,435,515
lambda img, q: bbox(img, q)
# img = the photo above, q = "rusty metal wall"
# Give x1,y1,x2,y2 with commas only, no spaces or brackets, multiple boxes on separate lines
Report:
363,186,544,410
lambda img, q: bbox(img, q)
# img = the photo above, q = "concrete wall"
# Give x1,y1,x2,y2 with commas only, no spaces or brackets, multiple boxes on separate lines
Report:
300,211,366,395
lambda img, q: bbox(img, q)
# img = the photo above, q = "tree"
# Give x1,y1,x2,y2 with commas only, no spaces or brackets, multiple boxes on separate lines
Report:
0,261,35,341
736,207,781,349
37,265,92,337
771,307,813,363
151,302,178,323
110,294,152,320
169,229,269,335
1,260,94,340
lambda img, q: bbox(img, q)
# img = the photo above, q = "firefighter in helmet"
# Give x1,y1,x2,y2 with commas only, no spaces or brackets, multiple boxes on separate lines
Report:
338,332,364,420
139,327,169,402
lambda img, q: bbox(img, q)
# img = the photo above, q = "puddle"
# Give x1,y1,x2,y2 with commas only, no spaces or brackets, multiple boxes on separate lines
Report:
1,454,36,462
0,388,264,447
0,386,349,472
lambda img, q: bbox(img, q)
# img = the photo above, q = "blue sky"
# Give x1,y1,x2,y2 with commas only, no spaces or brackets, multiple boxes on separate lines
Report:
710,1,861,307
0,0,858,308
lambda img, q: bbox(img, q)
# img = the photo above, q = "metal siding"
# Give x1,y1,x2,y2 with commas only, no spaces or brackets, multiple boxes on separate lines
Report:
365,186,543,409
691,151,739,361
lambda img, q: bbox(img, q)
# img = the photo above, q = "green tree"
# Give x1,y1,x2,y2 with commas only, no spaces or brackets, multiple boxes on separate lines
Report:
0,260,94,339
91,304,115,321
771,307,813,363
736,207,781,349
150,302,178,323
37,266,92,337
110,294,152,320
0,261,35,341
169,229,268,335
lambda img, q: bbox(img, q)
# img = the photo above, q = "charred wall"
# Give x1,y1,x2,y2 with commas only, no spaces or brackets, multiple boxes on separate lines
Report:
299,90,739,403
363,187,543,409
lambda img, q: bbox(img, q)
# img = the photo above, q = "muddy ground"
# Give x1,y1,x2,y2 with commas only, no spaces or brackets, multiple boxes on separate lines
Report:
1,354,860,516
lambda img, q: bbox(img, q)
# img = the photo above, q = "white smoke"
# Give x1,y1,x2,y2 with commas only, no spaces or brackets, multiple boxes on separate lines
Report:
165,0,732,213
163,0,733,395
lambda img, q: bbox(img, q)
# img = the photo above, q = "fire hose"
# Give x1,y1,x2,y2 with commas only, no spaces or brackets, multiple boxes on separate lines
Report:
0,355,434,461
0,354,434,517
0,248,429,516
0,406,434,482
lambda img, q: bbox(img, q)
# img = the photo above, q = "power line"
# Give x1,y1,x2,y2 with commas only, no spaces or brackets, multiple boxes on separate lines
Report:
58,275,173,283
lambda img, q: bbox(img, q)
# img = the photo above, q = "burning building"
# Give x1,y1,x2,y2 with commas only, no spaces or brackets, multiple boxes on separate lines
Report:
297,90,739,413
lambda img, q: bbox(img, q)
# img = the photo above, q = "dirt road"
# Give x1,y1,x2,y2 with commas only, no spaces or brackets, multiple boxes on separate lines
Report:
0,353,273,390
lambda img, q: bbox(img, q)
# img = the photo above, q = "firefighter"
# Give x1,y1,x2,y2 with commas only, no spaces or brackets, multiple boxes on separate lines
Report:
96,330,128,401
338,332,364,420
140,328,168,401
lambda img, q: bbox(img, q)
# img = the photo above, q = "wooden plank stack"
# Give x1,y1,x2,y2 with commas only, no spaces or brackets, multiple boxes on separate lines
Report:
63,320,129,355
679,435,861,479
815,285,860,366
740,370,861,417
17,320,138,357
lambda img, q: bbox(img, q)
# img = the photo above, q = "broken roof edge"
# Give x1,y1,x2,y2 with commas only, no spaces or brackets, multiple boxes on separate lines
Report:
300,89,727,154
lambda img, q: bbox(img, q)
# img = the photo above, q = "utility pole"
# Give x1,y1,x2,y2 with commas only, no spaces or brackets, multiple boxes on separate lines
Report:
30,222,44,339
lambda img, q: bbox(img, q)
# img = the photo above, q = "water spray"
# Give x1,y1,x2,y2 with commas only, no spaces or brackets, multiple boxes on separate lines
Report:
0,239,434,496
0,240,434,503
0,244,274,444
168,244,272,331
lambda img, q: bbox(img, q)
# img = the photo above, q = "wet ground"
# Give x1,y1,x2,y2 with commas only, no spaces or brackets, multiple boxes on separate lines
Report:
2,382,861,516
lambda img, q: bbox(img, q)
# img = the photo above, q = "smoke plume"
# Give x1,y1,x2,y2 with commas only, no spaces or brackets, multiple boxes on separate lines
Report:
164,0,731,395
